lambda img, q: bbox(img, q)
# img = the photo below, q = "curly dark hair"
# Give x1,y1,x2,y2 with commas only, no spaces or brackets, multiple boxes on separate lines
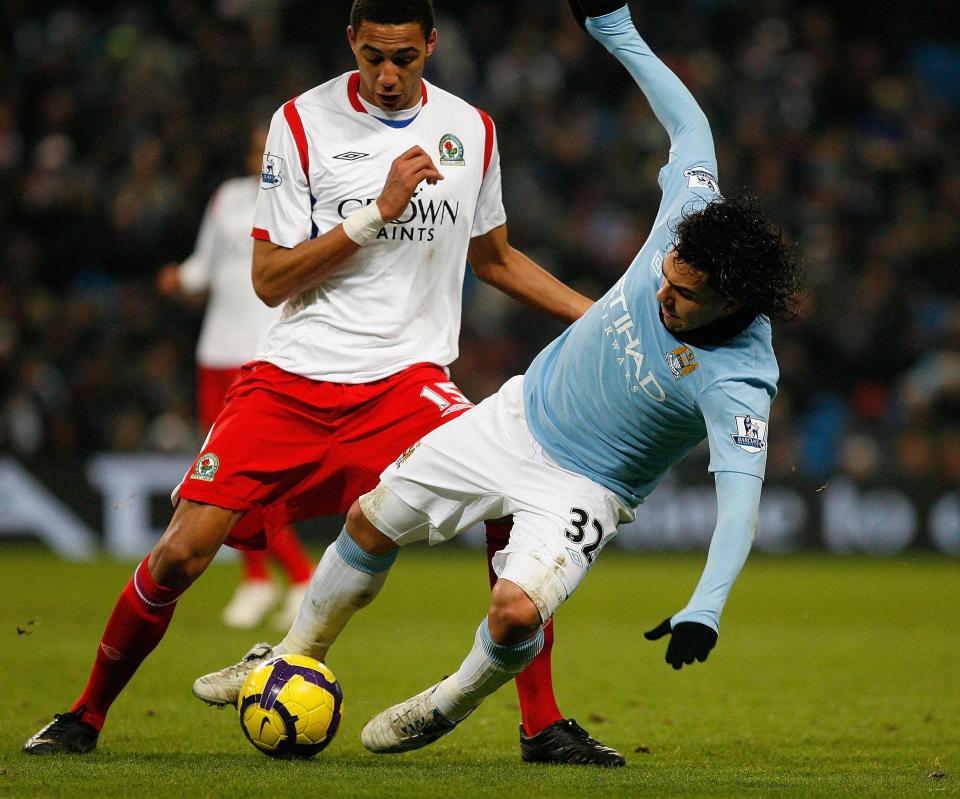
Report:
672,195,803,323
351,0,434,39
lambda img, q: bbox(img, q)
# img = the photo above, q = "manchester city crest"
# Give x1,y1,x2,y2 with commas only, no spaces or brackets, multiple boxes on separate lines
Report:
439,134,465,165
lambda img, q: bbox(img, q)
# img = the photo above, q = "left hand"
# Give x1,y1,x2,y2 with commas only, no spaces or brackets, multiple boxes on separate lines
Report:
644,618,718,670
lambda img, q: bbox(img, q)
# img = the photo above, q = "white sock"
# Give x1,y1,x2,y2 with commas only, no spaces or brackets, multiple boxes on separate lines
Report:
433,618,544,722
276,529,397,662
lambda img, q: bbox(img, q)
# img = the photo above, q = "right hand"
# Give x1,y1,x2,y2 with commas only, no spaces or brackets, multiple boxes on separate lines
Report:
376,146,444,222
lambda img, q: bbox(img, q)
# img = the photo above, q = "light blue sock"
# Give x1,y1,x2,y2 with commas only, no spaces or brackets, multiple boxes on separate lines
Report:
433,619,545,721
279,529,396,660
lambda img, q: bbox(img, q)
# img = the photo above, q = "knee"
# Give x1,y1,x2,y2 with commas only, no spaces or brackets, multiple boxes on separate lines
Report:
345,499,397,556
149,535,207,590
149,501,234,589
488,579,542,645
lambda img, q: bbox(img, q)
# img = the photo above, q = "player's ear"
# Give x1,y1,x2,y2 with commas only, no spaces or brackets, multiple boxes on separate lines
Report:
347,25,357,50
425,28,437,57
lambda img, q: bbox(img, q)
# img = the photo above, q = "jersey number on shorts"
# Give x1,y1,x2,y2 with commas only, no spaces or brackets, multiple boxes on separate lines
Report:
564,508,604,564
420,382,473,417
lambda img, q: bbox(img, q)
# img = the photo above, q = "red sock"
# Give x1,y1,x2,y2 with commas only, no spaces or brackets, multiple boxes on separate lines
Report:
71,556,185,731
268,525,313,584
485,520,563,737
242,549,270,582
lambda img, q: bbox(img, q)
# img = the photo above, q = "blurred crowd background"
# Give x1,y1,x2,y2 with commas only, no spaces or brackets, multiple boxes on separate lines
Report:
2,0,959,489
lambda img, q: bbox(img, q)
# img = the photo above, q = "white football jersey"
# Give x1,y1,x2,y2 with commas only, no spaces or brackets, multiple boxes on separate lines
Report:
179,176,276,367
252,71,507,383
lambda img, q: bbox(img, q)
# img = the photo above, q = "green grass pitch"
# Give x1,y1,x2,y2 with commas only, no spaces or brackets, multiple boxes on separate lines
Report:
1,545,957,797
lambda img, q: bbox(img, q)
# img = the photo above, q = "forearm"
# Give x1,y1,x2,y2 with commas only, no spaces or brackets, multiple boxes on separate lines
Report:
253,229,361,307
473,244,593,323
672,471,761,631
585,6,714,160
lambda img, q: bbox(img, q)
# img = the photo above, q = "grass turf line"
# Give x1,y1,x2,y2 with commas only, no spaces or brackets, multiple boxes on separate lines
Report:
1,546,957,797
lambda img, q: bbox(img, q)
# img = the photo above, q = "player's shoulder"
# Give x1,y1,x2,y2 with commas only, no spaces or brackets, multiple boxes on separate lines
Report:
699,320,779,397
424,79,494,127
273,73,352,119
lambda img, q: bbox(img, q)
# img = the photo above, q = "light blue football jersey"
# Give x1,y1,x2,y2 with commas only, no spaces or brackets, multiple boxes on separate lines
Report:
523,16,779,509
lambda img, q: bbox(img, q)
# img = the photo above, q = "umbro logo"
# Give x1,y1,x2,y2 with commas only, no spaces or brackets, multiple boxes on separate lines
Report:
333,151,370,161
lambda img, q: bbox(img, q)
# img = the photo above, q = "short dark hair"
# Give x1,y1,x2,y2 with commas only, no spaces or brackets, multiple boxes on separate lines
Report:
672,195,802,323
350,0,435,39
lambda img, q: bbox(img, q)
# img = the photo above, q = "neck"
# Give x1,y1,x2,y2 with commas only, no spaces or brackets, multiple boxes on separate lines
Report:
661,307,758,346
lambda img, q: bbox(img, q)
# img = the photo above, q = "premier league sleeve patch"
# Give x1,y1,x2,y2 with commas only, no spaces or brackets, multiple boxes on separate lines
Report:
730,415,767,453
260,153,284,189
683,167,719,193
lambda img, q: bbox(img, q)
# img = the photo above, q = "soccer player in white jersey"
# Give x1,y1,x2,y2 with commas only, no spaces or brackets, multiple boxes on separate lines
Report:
23,0,623,766
193,0,802,760
156,127,314,631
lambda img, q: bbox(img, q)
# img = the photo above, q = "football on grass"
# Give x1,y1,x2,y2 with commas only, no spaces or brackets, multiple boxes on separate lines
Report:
238,654,343,758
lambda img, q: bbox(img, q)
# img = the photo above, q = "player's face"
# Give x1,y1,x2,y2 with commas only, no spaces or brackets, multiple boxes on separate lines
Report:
348,22,437,112
656,250,740,333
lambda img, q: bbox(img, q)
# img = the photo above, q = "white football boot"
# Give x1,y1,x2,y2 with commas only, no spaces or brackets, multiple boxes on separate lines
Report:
192,642,273,706
361,682,461,754
221,581,278,628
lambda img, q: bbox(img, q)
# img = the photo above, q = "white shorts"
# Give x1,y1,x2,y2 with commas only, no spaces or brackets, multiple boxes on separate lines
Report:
359,375,633,621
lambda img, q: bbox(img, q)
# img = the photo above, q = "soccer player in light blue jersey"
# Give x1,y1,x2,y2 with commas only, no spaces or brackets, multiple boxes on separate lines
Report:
246,0,803,761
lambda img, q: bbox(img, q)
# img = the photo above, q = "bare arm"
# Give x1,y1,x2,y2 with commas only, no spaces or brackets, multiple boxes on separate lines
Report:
253,146,444,307
252,231,359,308
467,224,593,324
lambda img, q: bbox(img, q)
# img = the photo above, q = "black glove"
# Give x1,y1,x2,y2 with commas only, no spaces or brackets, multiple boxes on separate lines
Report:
644,618,718,670
567,0,628,31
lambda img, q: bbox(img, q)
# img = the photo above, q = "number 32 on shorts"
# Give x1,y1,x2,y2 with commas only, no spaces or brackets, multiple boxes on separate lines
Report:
564,508,604,564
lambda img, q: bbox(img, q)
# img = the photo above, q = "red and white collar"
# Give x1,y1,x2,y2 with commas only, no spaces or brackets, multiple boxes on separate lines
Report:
346,71,429,114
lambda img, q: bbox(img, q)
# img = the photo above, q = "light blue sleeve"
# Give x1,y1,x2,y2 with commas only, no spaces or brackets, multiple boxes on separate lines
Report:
584,7,715,166
670,470,761,632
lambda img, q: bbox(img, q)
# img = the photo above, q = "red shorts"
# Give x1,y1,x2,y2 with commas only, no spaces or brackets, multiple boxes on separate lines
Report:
176,361,474,549
196,365,242,429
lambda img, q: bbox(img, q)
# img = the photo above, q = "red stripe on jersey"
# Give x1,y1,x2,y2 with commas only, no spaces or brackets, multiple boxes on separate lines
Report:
283,97,310,181
347,71,428,112
251,227,271,241
347,73,366,112
476,107,494,179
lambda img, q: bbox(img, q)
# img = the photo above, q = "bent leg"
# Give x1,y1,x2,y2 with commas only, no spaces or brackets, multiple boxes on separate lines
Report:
276,497,402,661
74,500,241,729
485,520,563,736
432,579,544,722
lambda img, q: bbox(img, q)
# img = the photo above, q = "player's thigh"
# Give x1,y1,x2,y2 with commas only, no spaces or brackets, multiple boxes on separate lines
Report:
494,476,624,624
340,363,476,474
364,385,521,545
177,363,339,512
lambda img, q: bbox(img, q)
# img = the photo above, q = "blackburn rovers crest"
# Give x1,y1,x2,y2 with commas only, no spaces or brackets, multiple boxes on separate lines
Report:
439,134,464,165
191,452,220,481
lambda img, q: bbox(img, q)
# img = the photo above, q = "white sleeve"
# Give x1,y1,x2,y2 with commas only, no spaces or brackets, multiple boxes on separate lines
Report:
252,103,315,249
470,114,507,238
177,188,220,294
